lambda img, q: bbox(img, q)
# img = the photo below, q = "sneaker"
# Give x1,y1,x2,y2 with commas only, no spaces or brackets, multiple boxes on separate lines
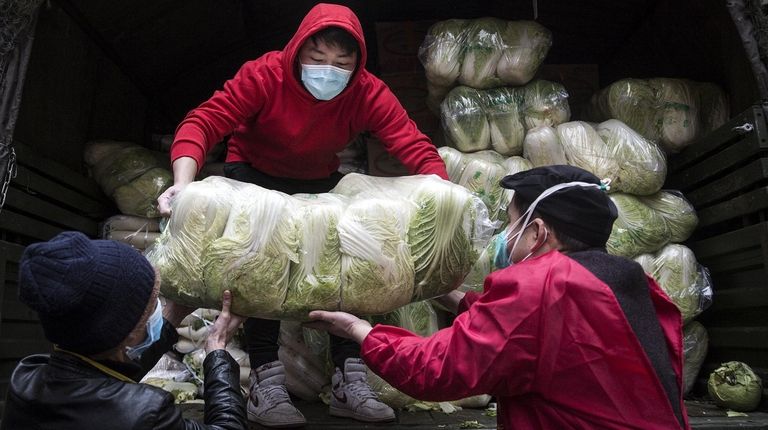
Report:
329,358,396,423
247,360,306,428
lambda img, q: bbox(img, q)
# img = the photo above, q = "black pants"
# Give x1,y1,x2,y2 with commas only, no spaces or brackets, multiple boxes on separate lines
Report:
223,162,359,369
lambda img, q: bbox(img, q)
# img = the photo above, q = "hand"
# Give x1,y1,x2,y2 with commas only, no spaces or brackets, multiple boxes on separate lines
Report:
304,311,372,344
162,298,196,327
204,290,246,354
156,183,187,217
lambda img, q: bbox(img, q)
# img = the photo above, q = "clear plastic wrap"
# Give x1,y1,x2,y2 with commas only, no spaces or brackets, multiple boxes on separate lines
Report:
523,125,568,167
521,80,571,130
556,121,619,184
650,78,699,153
639,190,698,243
148,174,495,319
682,321,709,395
91,145,162,196
112,167,173,217
441,86,491,153
606,193,670,258
649,244,714,324
589,78,661,143
596,119,667,196
419,18,551,92
486,87,525,156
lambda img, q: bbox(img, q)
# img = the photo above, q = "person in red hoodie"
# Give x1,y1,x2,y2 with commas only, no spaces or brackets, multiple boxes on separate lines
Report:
156,3,448,428
307,165,692,430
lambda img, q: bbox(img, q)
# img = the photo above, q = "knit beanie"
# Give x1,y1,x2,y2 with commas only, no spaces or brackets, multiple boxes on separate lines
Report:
18,231,156,355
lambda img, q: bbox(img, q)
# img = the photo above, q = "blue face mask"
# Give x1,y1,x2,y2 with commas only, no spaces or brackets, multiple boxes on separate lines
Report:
126,298,163,360
301,64,353,100
492,233,511,269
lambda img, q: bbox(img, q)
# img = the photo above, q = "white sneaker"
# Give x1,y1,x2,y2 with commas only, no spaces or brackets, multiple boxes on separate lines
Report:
247,360,306,428
329,358,396,422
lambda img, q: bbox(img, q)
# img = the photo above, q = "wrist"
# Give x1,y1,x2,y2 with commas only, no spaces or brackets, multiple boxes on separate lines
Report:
350,322,373,344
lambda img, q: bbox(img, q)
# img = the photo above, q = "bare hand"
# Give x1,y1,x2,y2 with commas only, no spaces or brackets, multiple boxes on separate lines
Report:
304,311,372,344
204,290,246,354
156,183,187,217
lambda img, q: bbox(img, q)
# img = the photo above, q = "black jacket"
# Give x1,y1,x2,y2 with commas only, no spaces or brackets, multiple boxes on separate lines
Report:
0,321,246,430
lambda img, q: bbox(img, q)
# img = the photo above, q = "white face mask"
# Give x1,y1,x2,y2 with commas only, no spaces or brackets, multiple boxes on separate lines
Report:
300,64,353,100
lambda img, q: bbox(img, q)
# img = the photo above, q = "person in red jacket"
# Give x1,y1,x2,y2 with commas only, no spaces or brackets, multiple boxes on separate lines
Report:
308,165,692,430
156,3,447,427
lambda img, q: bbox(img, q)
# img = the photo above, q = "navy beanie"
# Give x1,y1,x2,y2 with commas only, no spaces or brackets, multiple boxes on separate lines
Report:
500,165,618,247
18,231,156,355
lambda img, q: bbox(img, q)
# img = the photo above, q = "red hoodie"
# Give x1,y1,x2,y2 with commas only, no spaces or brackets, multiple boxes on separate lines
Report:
171,3,448,181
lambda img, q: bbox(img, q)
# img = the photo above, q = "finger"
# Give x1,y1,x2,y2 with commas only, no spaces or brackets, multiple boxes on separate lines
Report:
308,310,333,321
220,290,232,314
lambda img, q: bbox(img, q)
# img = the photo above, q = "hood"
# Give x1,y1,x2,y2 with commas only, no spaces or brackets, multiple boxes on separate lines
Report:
282,3,368,98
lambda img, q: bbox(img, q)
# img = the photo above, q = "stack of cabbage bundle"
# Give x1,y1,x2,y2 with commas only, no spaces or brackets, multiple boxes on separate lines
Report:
146,174,494,319
441,80,570,155
419,18,552,112
438,146,533,224
587,78,729,152
84,140,172,218
523,120,667,196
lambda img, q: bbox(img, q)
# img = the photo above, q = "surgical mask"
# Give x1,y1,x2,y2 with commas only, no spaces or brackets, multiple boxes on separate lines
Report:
503,178,610,265
301,64,352,100
126,298,163,360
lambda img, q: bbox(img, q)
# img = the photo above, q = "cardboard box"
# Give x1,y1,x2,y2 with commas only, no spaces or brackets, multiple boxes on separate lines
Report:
375,21,435,75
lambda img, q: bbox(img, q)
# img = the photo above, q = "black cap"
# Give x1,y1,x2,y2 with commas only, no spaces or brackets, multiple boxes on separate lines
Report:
500,165,618,247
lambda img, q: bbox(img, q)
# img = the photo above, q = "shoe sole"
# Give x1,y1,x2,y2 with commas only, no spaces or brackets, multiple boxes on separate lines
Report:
247,409,307,428
329,406,396,423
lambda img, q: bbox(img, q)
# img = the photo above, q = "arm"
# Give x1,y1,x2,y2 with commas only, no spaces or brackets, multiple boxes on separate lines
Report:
364,83,448,179
308,276,540,401
157,157,198,216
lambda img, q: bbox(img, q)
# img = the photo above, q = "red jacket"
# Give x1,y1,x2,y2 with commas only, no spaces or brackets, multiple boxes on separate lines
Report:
362,251,691,430
170,3,448,180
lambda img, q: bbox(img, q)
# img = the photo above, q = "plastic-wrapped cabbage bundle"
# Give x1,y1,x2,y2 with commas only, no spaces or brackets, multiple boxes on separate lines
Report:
408,176,493,300
338,197,415,315
633,252,655,275
419,19,467,88
650,78,700,153
202,183,300,318
486,87,525,156
460,232,498,292
334,174,494,303
371,301,440,337
83,140,133,167
503,155,533,175
459,18,507,89
650,244,713,324
113,167,173,218
556,121,619,183
639,191,698,243
146,177,235,308
283,194,347,318
521,80,571,130
523,125,568,167
695,82,730,134
92,145,163,196
596,119,667,196
607,193,670,258
683,321,709,395
438,146,466,182
456,157,507,223
589,79,660,142
496,21,553,86
441,86,490,153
